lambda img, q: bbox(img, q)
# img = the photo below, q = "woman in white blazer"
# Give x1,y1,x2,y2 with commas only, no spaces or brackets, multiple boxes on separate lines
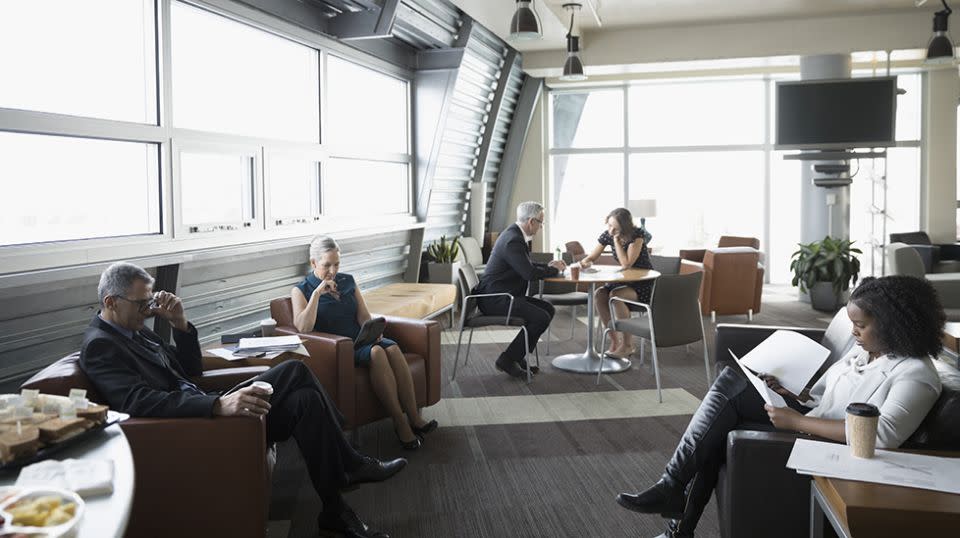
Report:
617,275,945,538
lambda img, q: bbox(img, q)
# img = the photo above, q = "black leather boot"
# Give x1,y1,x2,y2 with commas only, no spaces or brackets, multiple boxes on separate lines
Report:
618,368,746,520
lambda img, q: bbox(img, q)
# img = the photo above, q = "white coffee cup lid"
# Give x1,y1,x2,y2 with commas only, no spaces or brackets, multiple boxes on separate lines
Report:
252,381,274,394
260,318,277,325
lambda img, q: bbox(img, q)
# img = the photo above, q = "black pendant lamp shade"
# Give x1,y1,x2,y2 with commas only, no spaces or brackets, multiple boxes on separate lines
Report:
560,36,587,81
510,0,542,40
926,1,955,63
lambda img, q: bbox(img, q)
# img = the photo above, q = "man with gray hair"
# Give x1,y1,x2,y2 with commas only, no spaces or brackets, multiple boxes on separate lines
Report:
474,201,566,378
81,261,404,538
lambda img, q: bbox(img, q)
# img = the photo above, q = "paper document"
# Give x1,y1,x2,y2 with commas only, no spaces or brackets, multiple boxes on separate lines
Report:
737,330,830,396
787,439,960,494
237,335,301,351
207,344,308,361
729,350,787,408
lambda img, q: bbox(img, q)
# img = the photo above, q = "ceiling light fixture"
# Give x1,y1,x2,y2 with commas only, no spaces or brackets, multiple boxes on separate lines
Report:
509,0,542,40
924,0,956,63
559,3,587,82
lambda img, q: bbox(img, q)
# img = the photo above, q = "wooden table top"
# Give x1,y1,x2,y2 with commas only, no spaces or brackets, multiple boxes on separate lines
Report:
201,341,306,370
544,266,660,284
814,454,960,536
942,322,960,352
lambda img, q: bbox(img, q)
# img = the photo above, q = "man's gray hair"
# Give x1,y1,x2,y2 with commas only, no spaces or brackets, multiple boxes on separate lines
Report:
309,235,340,261
98,262,154,305
516,201,544,223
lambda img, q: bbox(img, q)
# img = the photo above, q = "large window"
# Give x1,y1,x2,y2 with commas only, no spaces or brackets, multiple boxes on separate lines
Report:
0,133,160,246
0,0,414,262
171,2,320,142
0,0,157,123
550,72,923,283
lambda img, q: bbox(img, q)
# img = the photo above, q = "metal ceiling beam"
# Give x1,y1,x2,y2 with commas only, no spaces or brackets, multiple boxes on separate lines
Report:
490,75,543,232
327,0,400,40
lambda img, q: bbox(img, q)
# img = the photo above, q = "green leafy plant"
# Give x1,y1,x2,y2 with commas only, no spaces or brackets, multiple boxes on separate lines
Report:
425,235,461,264
790,236,862,296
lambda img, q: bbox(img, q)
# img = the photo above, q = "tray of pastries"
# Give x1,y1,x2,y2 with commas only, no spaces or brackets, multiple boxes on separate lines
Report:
0,390,120,473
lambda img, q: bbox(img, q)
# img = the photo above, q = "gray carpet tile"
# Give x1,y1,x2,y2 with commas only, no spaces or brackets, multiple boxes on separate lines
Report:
268,284,832,537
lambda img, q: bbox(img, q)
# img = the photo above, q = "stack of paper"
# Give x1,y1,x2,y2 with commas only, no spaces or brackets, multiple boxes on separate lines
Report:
728,330,830,407
235,335,302,357
787,439,960,494
16,459,115,497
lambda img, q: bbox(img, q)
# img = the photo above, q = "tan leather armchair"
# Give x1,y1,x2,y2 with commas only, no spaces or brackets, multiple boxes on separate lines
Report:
21,353,272,538
270,297,442,428
681,247,763,322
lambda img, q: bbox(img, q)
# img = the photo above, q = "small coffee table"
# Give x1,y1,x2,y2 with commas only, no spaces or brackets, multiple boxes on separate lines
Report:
544,266,660,374
810,473,960,537
941,322,960,369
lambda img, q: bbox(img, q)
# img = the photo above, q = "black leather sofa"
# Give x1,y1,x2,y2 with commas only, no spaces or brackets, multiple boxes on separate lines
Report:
711,314,960,538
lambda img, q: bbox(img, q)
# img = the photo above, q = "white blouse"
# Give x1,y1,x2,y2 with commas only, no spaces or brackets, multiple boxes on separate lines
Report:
803,347,941,448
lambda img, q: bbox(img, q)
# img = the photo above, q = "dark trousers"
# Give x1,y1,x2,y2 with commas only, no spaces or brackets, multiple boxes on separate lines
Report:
677,366,809,532
240,360,362,499
477,295,555,361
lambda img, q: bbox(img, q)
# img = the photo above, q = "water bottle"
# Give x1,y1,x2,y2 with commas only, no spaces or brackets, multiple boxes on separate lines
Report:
554,247,561,262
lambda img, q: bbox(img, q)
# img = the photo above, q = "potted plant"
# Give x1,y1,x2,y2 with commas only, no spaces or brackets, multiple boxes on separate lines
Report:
423,235,461,285
790,236,862,311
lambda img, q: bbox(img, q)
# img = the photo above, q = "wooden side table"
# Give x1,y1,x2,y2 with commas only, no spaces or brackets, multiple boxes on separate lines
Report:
201,342,307,371
810,474,960,537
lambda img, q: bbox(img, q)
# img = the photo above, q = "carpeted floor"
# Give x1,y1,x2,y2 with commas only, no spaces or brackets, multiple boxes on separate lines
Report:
266,284,832,538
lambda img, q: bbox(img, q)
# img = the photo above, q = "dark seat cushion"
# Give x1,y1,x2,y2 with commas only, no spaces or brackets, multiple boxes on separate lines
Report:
902,360,960,450
889,231,932,245
465,315,526,328
21,352,106,403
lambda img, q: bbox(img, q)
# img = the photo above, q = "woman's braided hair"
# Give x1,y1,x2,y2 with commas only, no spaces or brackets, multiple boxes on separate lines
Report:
849,275,945,358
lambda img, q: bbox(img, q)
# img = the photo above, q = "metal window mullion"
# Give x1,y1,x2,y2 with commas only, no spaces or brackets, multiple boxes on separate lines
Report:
622,85,629,206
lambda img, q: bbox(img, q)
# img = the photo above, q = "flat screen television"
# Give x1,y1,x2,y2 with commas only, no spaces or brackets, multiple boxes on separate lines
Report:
775,77,897,150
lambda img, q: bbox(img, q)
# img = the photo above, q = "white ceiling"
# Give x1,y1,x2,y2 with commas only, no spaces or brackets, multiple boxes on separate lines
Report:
448,0,933,52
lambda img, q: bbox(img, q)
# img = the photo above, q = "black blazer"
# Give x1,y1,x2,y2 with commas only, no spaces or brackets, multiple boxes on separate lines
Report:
475,223,559,298
79,316,219,418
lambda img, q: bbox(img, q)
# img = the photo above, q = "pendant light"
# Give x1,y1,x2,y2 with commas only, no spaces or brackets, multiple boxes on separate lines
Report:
925,0,956,63
559,3,587,81
509,0,542,40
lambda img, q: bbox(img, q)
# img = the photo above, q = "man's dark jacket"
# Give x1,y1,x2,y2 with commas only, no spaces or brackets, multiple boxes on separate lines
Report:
79,316,219,417
474,223,559,297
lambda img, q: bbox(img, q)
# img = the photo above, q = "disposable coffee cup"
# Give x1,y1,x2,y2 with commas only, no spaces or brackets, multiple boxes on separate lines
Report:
260,318,277,337
846,402,880,458
251,381,274,399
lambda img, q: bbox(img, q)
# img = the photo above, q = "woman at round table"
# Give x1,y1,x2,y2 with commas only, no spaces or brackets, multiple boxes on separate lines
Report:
290,235,437,450
578,207,654,359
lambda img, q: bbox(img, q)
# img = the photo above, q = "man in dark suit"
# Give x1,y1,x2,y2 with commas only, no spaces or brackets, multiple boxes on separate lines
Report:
80,262,403,538
475,201,566,377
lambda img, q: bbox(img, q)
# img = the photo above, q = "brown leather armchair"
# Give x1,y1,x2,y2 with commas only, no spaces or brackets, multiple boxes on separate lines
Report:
21,353,271,538
679,235,761,264
681,245,763,322
270,297,442,428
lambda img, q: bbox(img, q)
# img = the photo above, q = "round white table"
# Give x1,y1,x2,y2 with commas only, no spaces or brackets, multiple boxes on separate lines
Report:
0,423,135,538
546,265,660,374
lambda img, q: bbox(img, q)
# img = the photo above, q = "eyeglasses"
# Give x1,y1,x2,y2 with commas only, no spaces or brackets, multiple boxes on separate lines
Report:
531,217,544,225
114,295,157,313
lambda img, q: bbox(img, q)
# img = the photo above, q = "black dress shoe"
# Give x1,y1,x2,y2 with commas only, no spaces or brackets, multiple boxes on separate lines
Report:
345,456,407,486
517,357,540,374
412,419,438,436
616,479,687,519
318,508,390,538
395,430,422,450
495,355,526,378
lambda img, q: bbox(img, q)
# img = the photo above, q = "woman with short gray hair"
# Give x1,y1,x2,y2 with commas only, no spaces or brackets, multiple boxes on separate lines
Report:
290,235,437,450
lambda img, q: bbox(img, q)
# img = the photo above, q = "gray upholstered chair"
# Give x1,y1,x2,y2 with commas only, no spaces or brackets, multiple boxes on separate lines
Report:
457,236,486,275
452,264,538,383
650,255,682,275
599,271,710,401
528,252,589,354
887,242,960,320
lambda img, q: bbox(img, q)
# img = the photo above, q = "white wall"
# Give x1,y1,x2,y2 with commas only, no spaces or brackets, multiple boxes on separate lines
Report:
508,94,547,252
924,68,959,243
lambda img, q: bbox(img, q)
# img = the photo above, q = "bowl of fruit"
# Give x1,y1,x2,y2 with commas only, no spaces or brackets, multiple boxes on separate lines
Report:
0,488,83,538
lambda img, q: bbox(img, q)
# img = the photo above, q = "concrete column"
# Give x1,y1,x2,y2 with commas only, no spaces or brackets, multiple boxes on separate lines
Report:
799,54,852,244
923,68,959,243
